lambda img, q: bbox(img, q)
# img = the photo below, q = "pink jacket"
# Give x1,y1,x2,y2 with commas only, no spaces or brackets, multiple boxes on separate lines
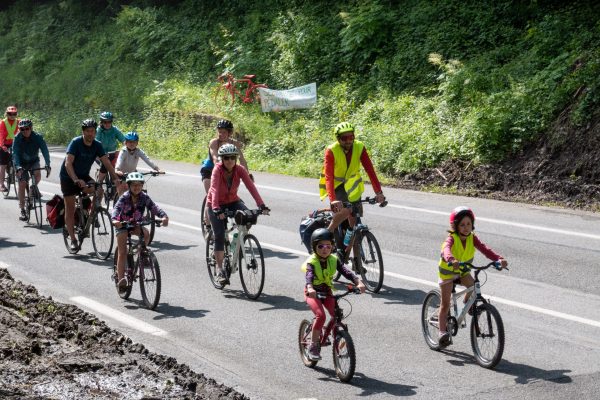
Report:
207,163,264,210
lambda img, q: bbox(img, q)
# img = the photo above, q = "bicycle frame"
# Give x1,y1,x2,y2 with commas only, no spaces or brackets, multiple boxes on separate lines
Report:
224,215,249,276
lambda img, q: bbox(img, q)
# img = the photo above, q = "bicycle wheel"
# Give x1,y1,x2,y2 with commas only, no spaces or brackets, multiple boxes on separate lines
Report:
63,225,80,254
200,195,211,239
3,165,13,199
333,329,356,383
92,208,114,260
470,303,505,368
421,289,442,351
238,234,265,300
33,188,43,228
102,175,113,209
24,187,32,223
298,319,317,368
206,236,225,289
355,231,384,293
113,249,134,299
145,208,156,245
139,249,161,310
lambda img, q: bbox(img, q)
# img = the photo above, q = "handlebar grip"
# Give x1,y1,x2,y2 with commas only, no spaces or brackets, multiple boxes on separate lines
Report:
379,200,388,208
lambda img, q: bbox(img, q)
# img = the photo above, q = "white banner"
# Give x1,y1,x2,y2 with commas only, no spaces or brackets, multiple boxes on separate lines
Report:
258,83,317,112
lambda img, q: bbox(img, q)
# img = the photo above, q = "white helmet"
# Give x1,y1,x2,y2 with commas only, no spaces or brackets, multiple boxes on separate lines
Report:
218,143,239,156
126,171,144,184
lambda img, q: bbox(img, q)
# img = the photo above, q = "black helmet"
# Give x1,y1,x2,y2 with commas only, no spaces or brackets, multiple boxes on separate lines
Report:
81,119,98,129
216,119,233,130
311,228,333,253
18,119,33,129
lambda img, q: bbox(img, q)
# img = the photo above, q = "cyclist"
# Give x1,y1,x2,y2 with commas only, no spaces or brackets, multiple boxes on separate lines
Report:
112,171,169,294
60,119,119,252
436,206,508,347
0,106,20,193
12,119,51,221
207,143,268,284
319,122,385,236
114,131,161,196
302,228,365,361
96,111,125,185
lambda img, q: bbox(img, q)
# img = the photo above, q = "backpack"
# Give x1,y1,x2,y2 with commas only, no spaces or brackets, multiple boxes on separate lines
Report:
299,210,331,253
46,194,65,229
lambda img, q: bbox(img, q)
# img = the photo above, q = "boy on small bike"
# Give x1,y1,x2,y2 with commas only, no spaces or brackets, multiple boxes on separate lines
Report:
114,131,161,196
437,206,508,347
302,228,365,361
111,172,169,294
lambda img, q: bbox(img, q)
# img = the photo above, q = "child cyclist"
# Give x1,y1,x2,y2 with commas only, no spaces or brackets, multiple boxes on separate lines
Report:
111,172,169,294
437,206,508,347
302,228,366,361
114,131,162,196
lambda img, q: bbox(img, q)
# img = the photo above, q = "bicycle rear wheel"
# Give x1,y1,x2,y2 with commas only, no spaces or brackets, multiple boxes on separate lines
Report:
333,329,356,383
24,187,32,223
421,289,442,351
355,231,384,293
139,249,161,310
92,208,114,260
298,319,317,368
206,236,225,289
145,208,156,245
200,195,211,239
113,249,134,299
470,303,505,368
238,234,265,300
33,188,43,228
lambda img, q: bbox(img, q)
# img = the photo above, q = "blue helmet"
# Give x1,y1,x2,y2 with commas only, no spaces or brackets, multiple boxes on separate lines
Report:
99,111,113,121
124,131,139,141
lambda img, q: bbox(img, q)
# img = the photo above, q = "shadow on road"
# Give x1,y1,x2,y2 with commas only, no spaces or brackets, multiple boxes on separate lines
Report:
0,237,35,248
261,247,302,260
150,240,198,251
314,366,418,396
331,280,427,306
122,299,210,320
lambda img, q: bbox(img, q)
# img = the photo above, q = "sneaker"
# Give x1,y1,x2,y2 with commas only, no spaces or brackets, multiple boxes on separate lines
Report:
117,278,128,294
216,272,229,285
307,344,321,361
438,331,451,347
0,186,7,193
19,208,27,221
70,239,79,252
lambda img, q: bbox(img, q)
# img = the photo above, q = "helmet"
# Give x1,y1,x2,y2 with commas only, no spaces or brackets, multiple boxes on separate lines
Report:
311,228,333,253
124,131,139,141
449,206,475,230
18,119,33,129
81,119,98,129
333,122,355,137
216,119,233,130
99,111,113,121
218,143,239,156
126,171,144,184
6,106,17,114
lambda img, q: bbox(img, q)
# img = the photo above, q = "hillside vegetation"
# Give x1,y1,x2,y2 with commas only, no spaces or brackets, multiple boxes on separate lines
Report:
0,0,598,182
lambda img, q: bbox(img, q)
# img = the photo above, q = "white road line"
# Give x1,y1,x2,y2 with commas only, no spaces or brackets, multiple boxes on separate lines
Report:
71,296,167,336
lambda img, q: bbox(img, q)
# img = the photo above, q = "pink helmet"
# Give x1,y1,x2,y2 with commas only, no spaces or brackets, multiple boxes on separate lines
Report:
449,206,475,230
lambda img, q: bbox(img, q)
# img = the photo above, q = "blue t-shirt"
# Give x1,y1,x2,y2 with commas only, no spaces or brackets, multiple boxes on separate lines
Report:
59,136,106,181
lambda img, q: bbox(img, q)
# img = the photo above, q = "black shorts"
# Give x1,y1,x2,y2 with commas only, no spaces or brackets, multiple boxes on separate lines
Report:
334,186,363,216
200,166,213,181
0,145,12,165
60,175,93,197
98,152,118,174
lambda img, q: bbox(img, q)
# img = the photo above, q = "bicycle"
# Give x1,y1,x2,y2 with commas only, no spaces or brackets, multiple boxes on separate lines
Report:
62,182,115,259
215,72,268,105
421,261,508,369
112,219,162,310
205,208,267,299
298,285,361,383
2,147,17,199
20,167,49,228
200,195,211,239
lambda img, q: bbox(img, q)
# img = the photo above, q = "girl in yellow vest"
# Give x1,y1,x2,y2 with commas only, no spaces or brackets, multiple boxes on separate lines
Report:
437,206,508,347
0,105,20,192
302,228,366,361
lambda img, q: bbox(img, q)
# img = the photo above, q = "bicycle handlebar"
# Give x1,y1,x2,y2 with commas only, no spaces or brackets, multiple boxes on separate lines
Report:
342,196,387,209
20,166,50,178
449,261,509,272
119,219,163,230
222,208,269,218
316,284,361,300
141,171,165,177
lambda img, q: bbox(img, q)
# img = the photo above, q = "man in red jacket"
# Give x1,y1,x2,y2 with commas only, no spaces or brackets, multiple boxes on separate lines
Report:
0,106,20,192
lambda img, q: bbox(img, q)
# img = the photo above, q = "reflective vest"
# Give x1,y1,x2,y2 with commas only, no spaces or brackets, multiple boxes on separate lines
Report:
438,233,475,280
1,118,19,144
301,253,338,288
319,140,365,202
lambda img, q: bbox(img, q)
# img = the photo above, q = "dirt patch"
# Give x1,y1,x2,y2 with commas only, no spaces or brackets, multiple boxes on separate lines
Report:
0,268,248,400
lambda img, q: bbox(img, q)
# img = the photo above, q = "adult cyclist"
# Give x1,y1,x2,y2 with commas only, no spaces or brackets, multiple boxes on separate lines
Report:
319,122,385,236
12,119,51,221
96,111,125,184
0,106,20,193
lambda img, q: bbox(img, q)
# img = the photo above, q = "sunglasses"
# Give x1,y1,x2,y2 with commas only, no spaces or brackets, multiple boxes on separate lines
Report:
6,113,17,117
19,127,31,131
316,244,333,250
101,120,112,124
339,134,354,142
222,155,237,161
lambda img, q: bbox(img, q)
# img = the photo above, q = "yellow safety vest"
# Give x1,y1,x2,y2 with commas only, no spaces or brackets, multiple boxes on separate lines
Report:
319,140,365,202
438,233,475,280
301,253,338,288
3,118,18,141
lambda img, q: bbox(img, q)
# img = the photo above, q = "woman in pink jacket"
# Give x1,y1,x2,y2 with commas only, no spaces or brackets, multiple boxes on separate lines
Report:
207,143,269,284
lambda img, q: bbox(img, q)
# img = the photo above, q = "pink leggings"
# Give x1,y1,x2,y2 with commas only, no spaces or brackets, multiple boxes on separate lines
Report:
306,295,335,331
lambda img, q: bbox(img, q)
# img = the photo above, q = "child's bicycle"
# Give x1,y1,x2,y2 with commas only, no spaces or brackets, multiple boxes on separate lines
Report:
112,219,162,310
21,166,49,228
298,285,362,383
421,261,508,368
205,208,267,299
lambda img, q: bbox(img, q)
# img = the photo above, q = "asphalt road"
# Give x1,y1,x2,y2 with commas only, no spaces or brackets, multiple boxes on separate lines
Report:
1,149,599,399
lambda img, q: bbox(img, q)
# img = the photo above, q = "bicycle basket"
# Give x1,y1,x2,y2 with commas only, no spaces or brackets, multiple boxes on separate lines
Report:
234,209,258,226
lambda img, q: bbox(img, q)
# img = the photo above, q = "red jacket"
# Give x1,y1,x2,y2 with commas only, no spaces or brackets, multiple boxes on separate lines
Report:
207,163,264,210
0,118,20,147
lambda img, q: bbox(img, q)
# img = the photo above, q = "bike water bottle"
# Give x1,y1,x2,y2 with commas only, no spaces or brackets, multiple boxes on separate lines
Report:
230,232,238,252
343,228,353,246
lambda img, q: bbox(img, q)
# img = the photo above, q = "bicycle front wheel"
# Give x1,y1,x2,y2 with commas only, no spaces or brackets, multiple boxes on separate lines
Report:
421,289,442,351
24,189,32,223
145,208,156,245
470,303,505,368
92,208,114,260
238,234,265,300
33,190,43,228
206,236,225,289
114,249,134,299
355,231,384,293
333,329,356,383
298,319,317,368
139,249,161,310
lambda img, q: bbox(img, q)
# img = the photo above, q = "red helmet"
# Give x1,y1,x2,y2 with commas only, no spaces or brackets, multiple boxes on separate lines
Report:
449,206,475,230
5,106,17,114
